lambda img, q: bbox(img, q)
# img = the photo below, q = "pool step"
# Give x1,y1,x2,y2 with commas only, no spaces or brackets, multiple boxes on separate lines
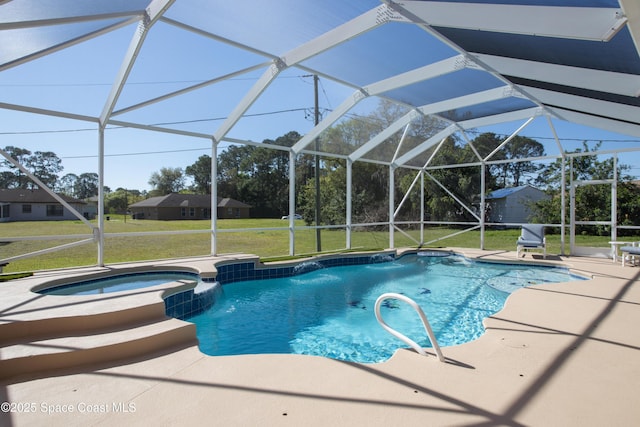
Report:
0,318,196,384
0,299,169,347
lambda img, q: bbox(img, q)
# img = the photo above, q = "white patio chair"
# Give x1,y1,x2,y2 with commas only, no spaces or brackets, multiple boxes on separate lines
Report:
620,242,640,266
517,224,546,259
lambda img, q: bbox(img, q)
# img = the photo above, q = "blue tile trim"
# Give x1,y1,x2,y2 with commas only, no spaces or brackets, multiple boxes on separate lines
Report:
213,253,396,285
164,281,221,320
165,253,396,320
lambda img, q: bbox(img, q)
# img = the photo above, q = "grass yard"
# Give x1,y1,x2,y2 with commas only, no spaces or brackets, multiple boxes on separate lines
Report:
0,218,615,273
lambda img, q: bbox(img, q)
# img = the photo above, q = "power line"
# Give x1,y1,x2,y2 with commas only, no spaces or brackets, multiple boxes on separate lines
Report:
61,147,212,160
0,107,313,135
2,107,639,153
150,107,310,126
0,127,97,135
0,75,307,88
318,78,333,111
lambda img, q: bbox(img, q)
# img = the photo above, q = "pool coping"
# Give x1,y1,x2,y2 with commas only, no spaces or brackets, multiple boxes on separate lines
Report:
2,248,639,426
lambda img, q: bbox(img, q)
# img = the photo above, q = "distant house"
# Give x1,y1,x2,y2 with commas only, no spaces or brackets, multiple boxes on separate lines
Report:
128,193,251,220
83,195,99,219
216,197,252,219
485,185,549,225
0,189,88,222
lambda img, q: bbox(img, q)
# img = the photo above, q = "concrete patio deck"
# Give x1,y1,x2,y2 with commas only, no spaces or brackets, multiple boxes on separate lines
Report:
1,249,639,426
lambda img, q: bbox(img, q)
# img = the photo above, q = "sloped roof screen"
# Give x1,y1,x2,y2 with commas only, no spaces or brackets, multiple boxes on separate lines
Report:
163,0,377,55
1,0,639,170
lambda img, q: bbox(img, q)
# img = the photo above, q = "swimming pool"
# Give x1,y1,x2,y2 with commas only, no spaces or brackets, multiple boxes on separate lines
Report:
37,271,200,295
187,253,584,363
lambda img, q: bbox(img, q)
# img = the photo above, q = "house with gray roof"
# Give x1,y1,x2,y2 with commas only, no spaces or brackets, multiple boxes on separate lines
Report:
0,189,87,222
128,193,251,220
485,185,549,226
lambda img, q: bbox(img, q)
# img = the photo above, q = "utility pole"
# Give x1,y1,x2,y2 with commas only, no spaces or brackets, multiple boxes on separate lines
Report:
314,74,321,252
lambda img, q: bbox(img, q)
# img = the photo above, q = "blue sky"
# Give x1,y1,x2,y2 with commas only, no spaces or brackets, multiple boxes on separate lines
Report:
1,11,639,192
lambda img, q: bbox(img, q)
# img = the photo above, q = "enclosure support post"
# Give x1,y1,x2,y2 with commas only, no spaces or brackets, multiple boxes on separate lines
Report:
97,126,105,266
389,165,395,248
346,159,353,249
313,75,322,253
547,115,566,255
211,138,218,255
420,170,425,245
561,155,567,255
612,154,618,243
569,157,575,253
289,151,297,256
480,162,486,250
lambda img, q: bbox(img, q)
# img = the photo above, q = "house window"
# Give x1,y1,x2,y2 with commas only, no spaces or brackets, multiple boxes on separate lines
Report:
189,207,195,217
181,208,186,217
46,204,63,217
22,204,32,214
203,208,209,219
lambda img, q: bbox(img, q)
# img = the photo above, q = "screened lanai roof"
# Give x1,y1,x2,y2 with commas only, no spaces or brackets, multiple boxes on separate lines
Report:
2,0,640,169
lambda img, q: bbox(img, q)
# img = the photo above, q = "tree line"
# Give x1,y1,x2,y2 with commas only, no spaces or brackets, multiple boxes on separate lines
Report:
141,101,640,232
2,100,639,228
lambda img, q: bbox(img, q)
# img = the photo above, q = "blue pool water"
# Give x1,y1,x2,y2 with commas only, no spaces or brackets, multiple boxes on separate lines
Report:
187,254,584,363
39,272,199,295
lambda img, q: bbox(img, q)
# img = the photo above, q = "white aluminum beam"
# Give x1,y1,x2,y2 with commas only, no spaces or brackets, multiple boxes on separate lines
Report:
349,110,418,161
423,135,447,168
522,86,640,126
391,122,411,164
0,11,143,30
473,54,640,97
425,171,480,221
364,54,465,96
416,85,516,117
211,139,218,255
339,79,513,164
484,116,535,161
223,136,292,152
457,107,543,131
346,159,353,249
0,147,95,230
97,127,105,265
99,0,175,125
546,107,640,139
213,61,285,144
160,17,278,61
292,90,366,153
283,5,389,65
0,239,95,266
0,17,138,72
397,1,627,41
107,118,212,139
380,110,545,171
620,0,640,59
288,151,296,255
112,62,271,116
215,5,385,146
313,55,467,161
0,102,99,123
394,124,457,167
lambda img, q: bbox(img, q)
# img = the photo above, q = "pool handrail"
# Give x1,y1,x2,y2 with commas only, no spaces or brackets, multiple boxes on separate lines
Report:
374,293,445,362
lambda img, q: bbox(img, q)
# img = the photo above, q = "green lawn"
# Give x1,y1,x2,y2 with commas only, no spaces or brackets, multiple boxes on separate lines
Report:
0,218,614,273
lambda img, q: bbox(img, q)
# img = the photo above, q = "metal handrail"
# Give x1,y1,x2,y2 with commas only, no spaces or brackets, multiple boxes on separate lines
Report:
374,293,445,362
